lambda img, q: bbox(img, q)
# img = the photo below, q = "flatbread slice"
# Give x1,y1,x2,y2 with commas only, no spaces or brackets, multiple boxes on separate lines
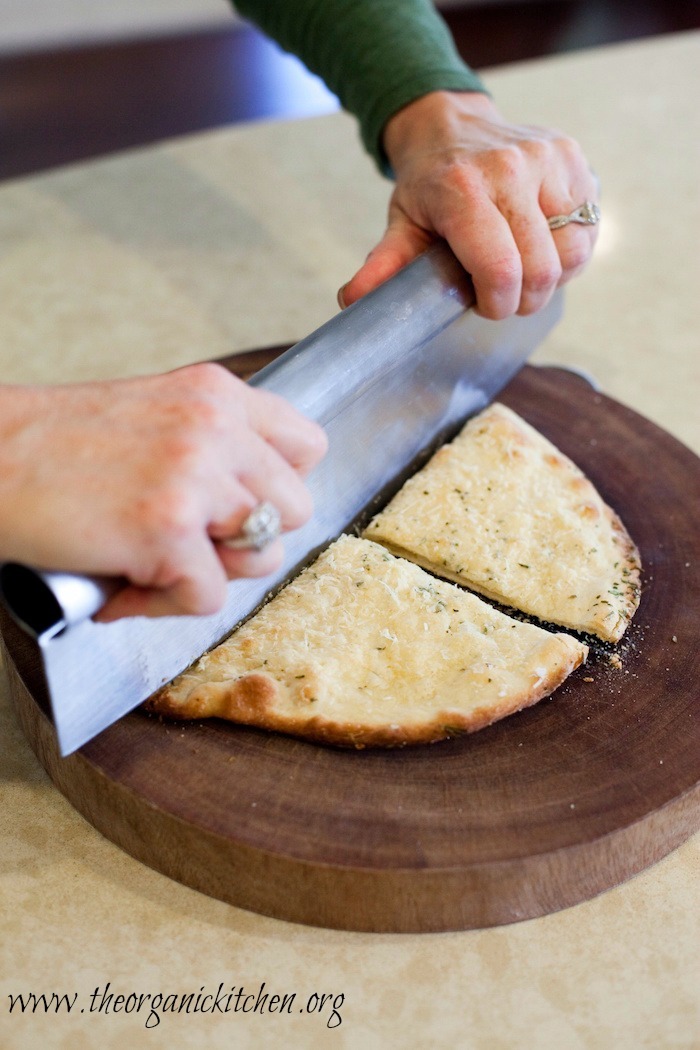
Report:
146,534,587,747
364,403,641,642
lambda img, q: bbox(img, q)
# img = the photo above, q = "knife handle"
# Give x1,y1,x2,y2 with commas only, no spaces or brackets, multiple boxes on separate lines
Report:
0,564,120,641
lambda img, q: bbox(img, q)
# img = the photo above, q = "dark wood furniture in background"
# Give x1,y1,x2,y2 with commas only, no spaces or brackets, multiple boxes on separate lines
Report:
1,0,698,181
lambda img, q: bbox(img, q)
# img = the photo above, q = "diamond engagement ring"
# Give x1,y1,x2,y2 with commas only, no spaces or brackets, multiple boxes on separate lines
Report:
547,200,601,230
222,501,282,551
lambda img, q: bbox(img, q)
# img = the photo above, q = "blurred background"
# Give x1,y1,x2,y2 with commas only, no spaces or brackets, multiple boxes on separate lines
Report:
1,0,698,179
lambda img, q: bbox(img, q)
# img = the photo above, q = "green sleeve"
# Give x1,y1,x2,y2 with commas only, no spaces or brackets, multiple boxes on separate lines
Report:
233,0,488,172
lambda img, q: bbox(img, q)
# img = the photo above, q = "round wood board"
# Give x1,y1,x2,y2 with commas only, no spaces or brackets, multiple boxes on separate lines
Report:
2,363,699,932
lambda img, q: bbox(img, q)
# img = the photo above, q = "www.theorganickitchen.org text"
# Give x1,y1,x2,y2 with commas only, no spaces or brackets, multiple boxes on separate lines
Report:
6,982,344,1029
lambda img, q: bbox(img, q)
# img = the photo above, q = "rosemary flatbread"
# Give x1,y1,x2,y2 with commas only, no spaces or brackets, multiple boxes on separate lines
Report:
146,535,587,747
364,403,641,642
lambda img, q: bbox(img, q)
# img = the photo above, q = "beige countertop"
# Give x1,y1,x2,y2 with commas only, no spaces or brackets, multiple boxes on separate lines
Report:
1,31,698,1050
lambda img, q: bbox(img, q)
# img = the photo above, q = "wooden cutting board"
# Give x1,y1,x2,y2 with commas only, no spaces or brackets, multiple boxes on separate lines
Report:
2,362,699,933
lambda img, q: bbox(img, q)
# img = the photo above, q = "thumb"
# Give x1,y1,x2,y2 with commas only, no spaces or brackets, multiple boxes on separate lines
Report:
338,214,434,308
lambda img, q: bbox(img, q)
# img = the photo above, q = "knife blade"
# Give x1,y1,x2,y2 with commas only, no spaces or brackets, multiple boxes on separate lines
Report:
0,244,562,755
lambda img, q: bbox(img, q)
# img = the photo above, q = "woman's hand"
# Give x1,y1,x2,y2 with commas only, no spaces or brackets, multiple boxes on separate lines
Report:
339,91,599,319
0,364,327,621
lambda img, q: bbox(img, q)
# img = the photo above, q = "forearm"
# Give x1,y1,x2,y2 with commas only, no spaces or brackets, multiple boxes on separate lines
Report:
234,0,487,171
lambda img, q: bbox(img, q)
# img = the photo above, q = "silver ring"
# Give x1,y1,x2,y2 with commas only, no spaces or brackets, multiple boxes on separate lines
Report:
547,200,601,230
221,501,281,551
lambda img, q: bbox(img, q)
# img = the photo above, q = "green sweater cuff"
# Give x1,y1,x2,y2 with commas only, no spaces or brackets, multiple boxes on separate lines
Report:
360,70,488,176
234,0,488,173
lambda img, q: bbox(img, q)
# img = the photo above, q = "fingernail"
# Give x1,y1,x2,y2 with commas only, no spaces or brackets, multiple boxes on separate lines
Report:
337,284,348,309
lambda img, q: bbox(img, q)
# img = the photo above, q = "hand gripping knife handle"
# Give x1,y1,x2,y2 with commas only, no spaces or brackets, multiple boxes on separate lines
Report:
0,244,477,642
0,243,563,748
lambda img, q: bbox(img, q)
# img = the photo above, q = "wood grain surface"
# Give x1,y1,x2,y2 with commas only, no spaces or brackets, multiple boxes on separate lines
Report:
2,362,699,932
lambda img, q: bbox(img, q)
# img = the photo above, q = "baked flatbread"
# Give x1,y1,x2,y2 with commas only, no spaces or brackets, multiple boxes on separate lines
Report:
364,403,641,642
146,535,587,747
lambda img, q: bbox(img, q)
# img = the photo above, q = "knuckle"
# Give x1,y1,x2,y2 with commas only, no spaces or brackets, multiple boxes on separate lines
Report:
516,300,539,318
525,134,552,158
152,433,209,488
164,577,225,617
442,161,475,190
523,134,563,169
491,145,527,181
146,557,226,617
560,242,592,273
175,363,242,431
176,394,234,447
472,258,522,319
524,262,562,295
181,360,233,393
477,303,508,321
184,587,226,617
178,392,224,435
255,387,293,418
486,257,522,296
438,162,483,204
474,291,512,321
136,484,200,548
555,132,585,164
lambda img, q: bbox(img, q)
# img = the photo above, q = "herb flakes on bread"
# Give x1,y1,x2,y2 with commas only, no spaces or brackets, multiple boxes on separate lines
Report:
365,403,641,642
146,535,587,748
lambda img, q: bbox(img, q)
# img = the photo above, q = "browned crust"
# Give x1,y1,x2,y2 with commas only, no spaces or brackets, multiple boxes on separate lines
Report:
145,639,587,749
145,673,276,722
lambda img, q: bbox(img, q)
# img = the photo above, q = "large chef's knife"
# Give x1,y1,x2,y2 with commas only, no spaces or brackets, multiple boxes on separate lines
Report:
0,245,562,755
